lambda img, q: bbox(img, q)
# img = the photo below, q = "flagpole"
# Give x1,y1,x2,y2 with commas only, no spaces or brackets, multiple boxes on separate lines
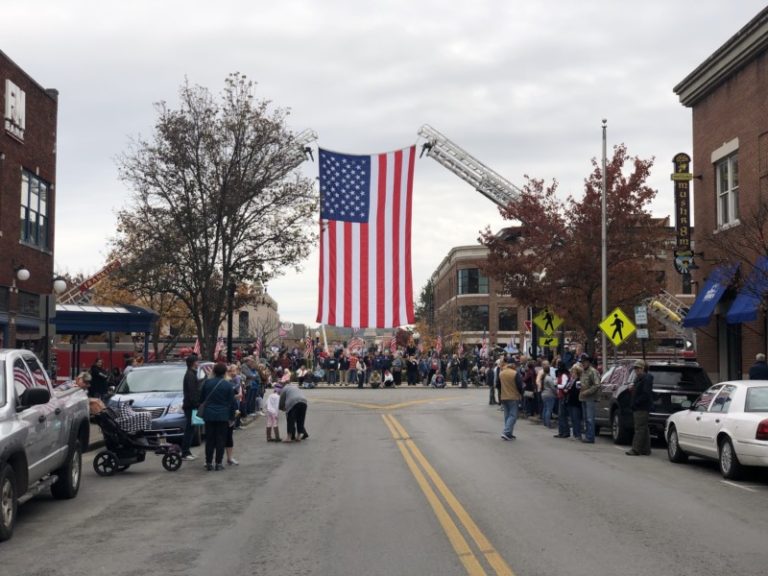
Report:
601,119,608,368
321,324,329,353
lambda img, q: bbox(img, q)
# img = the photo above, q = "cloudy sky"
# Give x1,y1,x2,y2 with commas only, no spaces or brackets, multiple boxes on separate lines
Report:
4,0,766,326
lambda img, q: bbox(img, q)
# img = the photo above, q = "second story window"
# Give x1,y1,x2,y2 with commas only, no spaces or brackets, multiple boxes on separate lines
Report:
457,268,489,295
20,171,50,250
716,153,739,228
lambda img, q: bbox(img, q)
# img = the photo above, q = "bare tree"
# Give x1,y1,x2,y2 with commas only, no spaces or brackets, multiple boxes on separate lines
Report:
113,74,317,358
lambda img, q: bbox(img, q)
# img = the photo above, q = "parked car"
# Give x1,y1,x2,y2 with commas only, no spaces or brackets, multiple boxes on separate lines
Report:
595,360,712,444
0,349,90,541
110,362,212,445
666,381,768,479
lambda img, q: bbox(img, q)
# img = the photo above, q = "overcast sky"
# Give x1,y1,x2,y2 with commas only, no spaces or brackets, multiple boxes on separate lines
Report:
4,0,766,326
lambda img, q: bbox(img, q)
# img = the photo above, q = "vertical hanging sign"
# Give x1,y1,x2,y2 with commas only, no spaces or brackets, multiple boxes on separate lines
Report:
671,153,694,274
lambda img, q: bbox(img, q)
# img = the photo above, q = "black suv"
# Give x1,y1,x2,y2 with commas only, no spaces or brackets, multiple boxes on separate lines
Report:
595,360,712,444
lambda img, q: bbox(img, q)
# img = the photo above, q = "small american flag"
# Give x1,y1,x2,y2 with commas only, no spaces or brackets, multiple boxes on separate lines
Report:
14,365,36,390
348,336,365,354
192,338,201,356
390,333,397,354
305,334,314,357
254,335,263,359
214,336,225,359
435,334,443,355
317,147,415,328
458,341,465,357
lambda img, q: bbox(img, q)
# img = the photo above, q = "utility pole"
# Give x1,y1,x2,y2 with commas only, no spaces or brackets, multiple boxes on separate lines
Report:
601,119,608,368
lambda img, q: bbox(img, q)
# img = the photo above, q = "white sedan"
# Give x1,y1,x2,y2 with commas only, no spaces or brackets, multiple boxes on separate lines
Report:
665,381,768,479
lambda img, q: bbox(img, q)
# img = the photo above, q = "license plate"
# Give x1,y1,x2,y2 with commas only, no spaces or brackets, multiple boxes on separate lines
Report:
670,395,689,405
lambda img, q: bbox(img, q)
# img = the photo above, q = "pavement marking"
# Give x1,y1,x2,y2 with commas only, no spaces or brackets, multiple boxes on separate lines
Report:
383,414,516,576
314,396,460,411
721,480,758,493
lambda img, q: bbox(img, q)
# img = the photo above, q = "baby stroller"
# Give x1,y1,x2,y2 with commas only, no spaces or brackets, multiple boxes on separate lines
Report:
91,404,183,476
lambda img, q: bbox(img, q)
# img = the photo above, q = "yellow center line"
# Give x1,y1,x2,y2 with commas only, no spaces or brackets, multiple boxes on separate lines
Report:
314,396,460,411
386,414,517,576
382,415,486,576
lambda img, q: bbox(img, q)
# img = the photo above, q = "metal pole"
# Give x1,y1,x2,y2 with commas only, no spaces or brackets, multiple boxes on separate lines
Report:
601,119,608,368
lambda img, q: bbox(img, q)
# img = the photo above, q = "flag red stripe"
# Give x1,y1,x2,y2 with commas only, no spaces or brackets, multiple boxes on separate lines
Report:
360,223,369,328
376,154,387,328
392,150,402,325
343,221,353,326
316,221,325,323
328,220,337,325
404,146,415,323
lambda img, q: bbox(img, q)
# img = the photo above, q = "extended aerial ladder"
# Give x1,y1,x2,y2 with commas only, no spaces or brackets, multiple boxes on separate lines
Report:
644,290,697,349
59,259,122,305
417,124,523,208
281,129,318,177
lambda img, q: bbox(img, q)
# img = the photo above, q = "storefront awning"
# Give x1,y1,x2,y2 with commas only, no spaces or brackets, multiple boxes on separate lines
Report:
682,263,739,328
726,256,768,324
54,304,158,335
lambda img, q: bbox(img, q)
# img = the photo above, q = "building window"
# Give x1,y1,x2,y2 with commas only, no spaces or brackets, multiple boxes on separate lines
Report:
682,273,692,295
20,171,50,249
457,268,489,295
238,311,250,338
458,305,489,331
716,153,739,227
498,307,518,331
18,291,40,317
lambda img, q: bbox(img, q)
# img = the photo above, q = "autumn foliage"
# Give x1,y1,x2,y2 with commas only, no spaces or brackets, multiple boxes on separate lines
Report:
480,144,666,354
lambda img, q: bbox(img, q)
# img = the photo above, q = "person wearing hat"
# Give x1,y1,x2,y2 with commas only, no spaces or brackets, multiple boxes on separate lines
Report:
577,353,601,444
627,359,654,456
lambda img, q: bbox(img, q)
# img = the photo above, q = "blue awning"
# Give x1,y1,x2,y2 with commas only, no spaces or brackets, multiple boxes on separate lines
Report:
54,304,158,335
726,256,768,324
683,263,739,328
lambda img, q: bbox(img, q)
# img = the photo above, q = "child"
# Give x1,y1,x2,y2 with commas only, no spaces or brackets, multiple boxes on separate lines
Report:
266,382,283,442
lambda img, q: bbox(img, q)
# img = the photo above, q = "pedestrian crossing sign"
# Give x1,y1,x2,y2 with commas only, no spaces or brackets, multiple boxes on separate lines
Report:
599,307,636,346
538,336,559,348
533,308,563,335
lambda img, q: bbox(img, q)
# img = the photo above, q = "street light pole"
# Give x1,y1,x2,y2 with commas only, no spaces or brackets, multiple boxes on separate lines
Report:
226,281,235,363
601,119,608,367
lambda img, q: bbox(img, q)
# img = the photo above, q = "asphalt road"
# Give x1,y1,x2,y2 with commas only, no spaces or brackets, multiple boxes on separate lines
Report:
3,387,768,576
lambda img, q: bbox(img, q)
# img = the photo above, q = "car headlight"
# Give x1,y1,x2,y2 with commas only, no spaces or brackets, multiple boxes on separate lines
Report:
167,403,184,414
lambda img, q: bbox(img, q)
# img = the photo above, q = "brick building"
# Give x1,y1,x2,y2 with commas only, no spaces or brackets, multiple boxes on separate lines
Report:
0,51,59,349
674,7,768,381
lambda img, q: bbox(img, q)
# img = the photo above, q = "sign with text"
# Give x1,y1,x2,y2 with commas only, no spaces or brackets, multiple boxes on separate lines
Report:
672,153,693,273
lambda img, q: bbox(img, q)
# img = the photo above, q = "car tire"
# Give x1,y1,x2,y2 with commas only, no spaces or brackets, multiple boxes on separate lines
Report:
611,410,631,445
667,427,688,463
719,437,744,480
51,440,82,499
0,463,18,542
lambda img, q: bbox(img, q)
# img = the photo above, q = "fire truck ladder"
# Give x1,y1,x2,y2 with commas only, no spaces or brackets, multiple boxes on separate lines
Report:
644,290,696,346
417,124,523,208
280,129,318,177
59,260,122,305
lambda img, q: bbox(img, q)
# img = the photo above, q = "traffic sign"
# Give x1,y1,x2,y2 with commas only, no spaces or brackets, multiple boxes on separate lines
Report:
538,336,559,348
634,305,648,325
599,307,636,346
636,328,650,339
533,308,563,335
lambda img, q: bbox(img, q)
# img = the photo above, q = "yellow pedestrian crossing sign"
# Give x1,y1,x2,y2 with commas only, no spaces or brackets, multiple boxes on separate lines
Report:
533,308,563,335
599,307,636,346
538,336,559,348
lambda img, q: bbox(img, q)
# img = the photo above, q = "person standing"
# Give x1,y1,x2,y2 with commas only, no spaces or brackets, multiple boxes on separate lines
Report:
566,363,583,440
577,354,600,444
627,359,654,456
499,358,521,441
89,358,110,399
266,383,283,442
540,360,558,429
199,363,236,471
181,355,200,461
279,382,309,442
487,359,498,405
748,353,768,379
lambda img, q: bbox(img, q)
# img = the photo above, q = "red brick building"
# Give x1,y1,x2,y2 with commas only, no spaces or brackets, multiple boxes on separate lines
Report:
674,8,768,381
0,50,59,348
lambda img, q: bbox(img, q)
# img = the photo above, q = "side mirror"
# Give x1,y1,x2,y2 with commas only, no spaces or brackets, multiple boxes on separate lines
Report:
18,387,51,410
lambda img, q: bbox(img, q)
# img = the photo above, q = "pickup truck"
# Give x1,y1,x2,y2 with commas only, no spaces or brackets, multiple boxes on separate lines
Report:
0,349,90,541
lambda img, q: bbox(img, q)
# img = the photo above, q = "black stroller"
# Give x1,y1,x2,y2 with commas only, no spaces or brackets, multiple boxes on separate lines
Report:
91,406,183,476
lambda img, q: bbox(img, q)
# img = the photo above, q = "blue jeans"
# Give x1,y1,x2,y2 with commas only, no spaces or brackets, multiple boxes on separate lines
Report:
542,395,556,428
245,386,259,414
583,400,596,442
557,398,570,436
501,400,519,438
568,404,582,439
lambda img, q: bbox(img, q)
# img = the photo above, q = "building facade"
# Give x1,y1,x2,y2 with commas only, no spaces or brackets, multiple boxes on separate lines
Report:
674,7,768,381
0,51,58,349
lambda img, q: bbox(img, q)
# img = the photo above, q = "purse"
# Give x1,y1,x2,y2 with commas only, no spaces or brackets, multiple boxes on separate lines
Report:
197,378,224,420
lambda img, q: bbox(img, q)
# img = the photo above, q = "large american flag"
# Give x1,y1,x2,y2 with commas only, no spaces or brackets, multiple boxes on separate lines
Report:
317,147,416,328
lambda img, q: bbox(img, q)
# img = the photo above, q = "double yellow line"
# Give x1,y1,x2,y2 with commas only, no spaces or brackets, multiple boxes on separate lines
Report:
382,414,515,576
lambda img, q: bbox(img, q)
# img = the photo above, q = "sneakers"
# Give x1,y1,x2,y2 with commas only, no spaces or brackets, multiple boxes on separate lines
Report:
227,458,239,466
300,432,309,440
214,464,225,471
204,463,213,471
501,433,513,441
182,453,197,461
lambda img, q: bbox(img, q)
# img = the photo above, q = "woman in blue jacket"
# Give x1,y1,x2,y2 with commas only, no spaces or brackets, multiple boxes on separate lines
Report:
199,362,236,471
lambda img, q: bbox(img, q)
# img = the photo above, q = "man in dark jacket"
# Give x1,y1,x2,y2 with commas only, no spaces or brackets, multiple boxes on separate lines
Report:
89,358,110,399
181,355,200,460
748,353,768,379
627,359,654,456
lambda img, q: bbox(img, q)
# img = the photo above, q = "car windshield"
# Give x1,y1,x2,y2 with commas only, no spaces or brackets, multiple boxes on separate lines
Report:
745,387,768,412
115,366,186,394
650,367,711,391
